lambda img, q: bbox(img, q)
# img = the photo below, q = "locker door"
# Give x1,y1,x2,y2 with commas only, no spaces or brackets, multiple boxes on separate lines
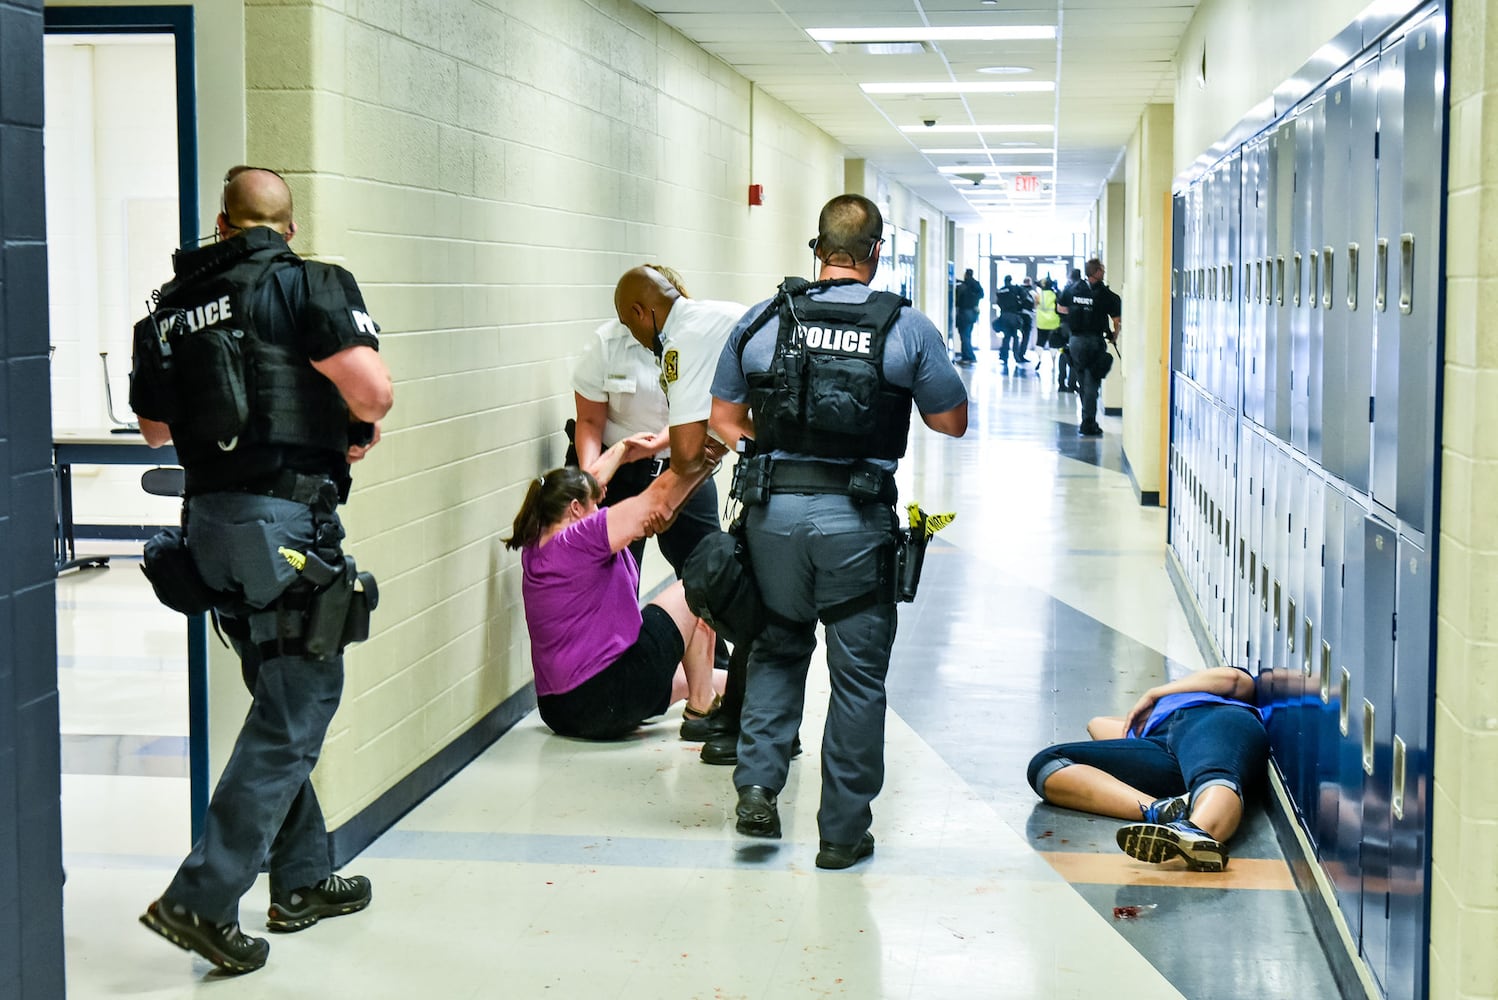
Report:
1313,484,1347,855
1360,515,1398,993
1265,448,1292,760
1297,472,1325,831
1331,493,1368,937
1320,73,1352,480
1171,194,1186,375
1244,141,1267,426
1290,105,1316,454
1389,536,1432,1000
1270,124,1296,443
1304,98,1327,463
1394,17,1444,537
1224,154,1243,409
1280,458,1308,807
1235,420,1255,671
1343,58,1379,493
1371,39,1406,512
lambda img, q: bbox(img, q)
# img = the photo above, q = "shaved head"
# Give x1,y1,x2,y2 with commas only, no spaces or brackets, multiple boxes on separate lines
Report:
221,166,294,235
613,265,683,350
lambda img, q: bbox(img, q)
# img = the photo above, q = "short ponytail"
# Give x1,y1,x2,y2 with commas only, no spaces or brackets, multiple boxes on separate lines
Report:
504,466,600,550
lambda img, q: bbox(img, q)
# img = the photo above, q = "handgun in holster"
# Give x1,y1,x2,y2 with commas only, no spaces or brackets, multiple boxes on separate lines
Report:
300,551,380,660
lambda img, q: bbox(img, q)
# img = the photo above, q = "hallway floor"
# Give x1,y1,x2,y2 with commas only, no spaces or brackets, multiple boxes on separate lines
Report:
56,347,1348,998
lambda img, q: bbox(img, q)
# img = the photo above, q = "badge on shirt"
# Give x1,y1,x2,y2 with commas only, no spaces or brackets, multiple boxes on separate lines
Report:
603,373,637,393
662,349,679,385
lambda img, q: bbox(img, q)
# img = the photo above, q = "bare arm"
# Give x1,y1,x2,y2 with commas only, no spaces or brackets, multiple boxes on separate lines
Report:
602,458,720,553
138,417,173,447
920,401,969,438
573,394,608,470
1122,667,1256,735
310,345,394,422
585,433,658,488
709,398,755,451
666,419,715,478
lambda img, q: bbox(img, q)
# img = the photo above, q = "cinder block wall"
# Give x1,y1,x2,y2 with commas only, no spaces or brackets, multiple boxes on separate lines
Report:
241,0,847,830
1,0,65,994
1431,4,1498,996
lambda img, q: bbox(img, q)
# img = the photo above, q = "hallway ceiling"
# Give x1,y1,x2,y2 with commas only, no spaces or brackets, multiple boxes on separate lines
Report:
632,0,1197,232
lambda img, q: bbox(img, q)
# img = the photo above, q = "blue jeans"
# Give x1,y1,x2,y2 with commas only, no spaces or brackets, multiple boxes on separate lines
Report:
164,493,345,925
735,493,898,845
1026,703,1269,805
955,308,978,361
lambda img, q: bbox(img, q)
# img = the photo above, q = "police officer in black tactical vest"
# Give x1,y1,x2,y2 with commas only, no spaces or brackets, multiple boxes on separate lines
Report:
708,194,968,870
1057,257,1122,436
131,166,394,975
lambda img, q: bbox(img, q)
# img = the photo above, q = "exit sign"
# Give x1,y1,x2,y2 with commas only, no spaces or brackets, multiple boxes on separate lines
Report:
1013,173,1041,194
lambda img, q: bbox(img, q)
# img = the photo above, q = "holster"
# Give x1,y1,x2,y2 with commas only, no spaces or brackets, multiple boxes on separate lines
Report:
140,526,235,615
303,555,380,660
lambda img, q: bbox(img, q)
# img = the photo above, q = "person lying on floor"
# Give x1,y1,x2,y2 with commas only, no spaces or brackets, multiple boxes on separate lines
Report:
505,435,725,741
1025,666,1269,872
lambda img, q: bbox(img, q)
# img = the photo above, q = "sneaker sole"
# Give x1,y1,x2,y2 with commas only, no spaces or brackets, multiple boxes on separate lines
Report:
1116,824,1228,872
140,908,266,974
266,895,371,933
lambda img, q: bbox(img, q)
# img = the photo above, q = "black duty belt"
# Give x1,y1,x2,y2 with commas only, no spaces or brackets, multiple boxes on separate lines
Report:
203,469,339,507
766,460,897,505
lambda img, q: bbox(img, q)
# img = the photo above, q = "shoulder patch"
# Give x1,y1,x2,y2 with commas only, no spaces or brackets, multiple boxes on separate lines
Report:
662,348,679,384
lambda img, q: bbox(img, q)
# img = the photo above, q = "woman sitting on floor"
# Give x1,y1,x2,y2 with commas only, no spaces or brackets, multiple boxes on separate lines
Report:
505,436,724,740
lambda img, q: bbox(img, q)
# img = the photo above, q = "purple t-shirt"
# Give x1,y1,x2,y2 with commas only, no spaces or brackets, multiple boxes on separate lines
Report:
521,508,642,696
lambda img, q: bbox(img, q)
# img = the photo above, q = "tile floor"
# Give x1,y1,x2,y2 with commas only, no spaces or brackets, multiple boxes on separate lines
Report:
55,348,1346,999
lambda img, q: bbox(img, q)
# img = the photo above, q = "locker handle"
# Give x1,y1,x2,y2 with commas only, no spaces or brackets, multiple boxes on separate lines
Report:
1254,260,1263,302
1239,539,1245,577
1309,251,1320,310
1261,566,1269,610
1250,551,1258,592
1319,640,1331,703
1346,243,1359,311
1322,246,1334,309
1286,597,1296,650
1275,256,1286,306
1375,238,1388,312
1226,263,1233,301
1273,580,1282,630
1302,618,1313,675
1362,700,1375,776
1172,268,1179,299
1293,253,1303,307
1392,735,1407,821
1399,234,1415,315
1339,668,1350,736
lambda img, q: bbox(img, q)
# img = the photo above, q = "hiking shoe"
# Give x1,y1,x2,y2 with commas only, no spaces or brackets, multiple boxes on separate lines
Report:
735,785,781,838
140,898,269,974
1141,794,1189,824
815,831,875,870
266,873,372,932
1116,820,1228,872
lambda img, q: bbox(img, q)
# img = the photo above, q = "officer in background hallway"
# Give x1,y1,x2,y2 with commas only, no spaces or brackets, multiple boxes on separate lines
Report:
132,166,394,974
1055,267,1084,392
952,267,983,365
1058,258,1121,436
611,266,747,754
993,275,1028,366
709,194,968,869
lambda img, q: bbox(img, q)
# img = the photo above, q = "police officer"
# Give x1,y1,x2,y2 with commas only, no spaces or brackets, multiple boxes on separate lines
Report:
132,166,394,974
709,194,968,869
993,275,1027,366
952,267,983,365
1054,267,1085,392
1058,258,1121,436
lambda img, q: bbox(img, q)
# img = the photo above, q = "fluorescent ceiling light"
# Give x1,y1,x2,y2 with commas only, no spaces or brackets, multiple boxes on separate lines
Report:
941,165,1054,174
977,65,1032,75
861,81,1053,94
808,26,1055,43
921,147,1057,156
901,124,1054,134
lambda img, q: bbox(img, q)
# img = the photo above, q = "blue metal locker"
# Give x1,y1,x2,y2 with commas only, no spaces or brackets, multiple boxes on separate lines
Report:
1291,104,1317,455
1223,154,1243,410
1313,483,1347,855
1371,39,1406,514
1304,98,1326,464
1270,124,1296,443
1360,515,1399,993
1320,72,1353,480
1330,492,1368,940
1243,141,1268,427
1296,471,1326,827
1236,421,1255,671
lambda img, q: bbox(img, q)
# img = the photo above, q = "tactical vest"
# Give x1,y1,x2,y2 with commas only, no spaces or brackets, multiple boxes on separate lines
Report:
1037,288,1060,329
740,277,914,461
130,229,352,485
1067,281,1111,337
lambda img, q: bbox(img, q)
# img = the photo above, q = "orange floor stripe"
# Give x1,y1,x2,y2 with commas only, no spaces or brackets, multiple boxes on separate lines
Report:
1039,850,1297,891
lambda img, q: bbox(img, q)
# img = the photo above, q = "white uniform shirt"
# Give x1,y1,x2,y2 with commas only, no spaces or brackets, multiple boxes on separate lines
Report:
657,298,746,425
571,321,670,448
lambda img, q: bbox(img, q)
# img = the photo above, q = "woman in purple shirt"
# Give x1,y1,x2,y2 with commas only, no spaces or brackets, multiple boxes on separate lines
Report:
505,437,723,740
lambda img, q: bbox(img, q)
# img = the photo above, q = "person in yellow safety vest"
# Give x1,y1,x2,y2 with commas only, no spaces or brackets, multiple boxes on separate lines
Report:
1033,277,1061,372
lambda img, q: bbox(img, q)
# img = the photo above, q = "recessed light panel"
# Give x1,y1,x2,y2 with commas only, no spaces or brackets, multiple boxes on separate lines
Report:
900,124,1054,134
861,82,1054,94
807,26,1055,43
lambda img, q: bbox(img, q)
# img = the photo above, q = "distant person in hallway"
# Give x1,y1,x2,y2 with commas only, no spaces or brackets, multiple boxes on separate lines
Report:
1025,666,1270,872
506,441,725,741
710,193,968,870
132,166,393,974
1019,275,1038,364
953,268,983,366
1054,268,1084,392
1057,258,1121,435
993,275,1028,366
612,264,752,760
1033,277,1061,372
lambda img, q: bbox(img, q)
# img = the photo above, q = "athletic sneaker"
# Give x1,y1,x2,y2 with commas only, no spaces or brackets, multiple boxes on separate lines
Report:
1140,794,1189,824
1116,819,1229,872
140,898,269,974
266,873,372,932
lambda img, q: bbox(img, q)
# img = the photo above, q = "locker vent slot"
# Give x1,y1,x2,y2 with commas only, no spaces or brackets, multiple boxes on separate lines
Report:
1362,700,1375,775
1376,238,1389,311
1399,234,1415,314
1346,243,1360,310
1348,670,1360,733
1322,246,1334,308
1392,736,1407,821
1320,641,1331,703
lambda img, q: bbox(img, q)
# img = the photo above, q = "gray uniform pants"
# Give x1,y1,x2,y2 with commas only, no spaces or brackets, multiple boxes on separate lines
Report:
735,493,897,845
164,492,343,925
